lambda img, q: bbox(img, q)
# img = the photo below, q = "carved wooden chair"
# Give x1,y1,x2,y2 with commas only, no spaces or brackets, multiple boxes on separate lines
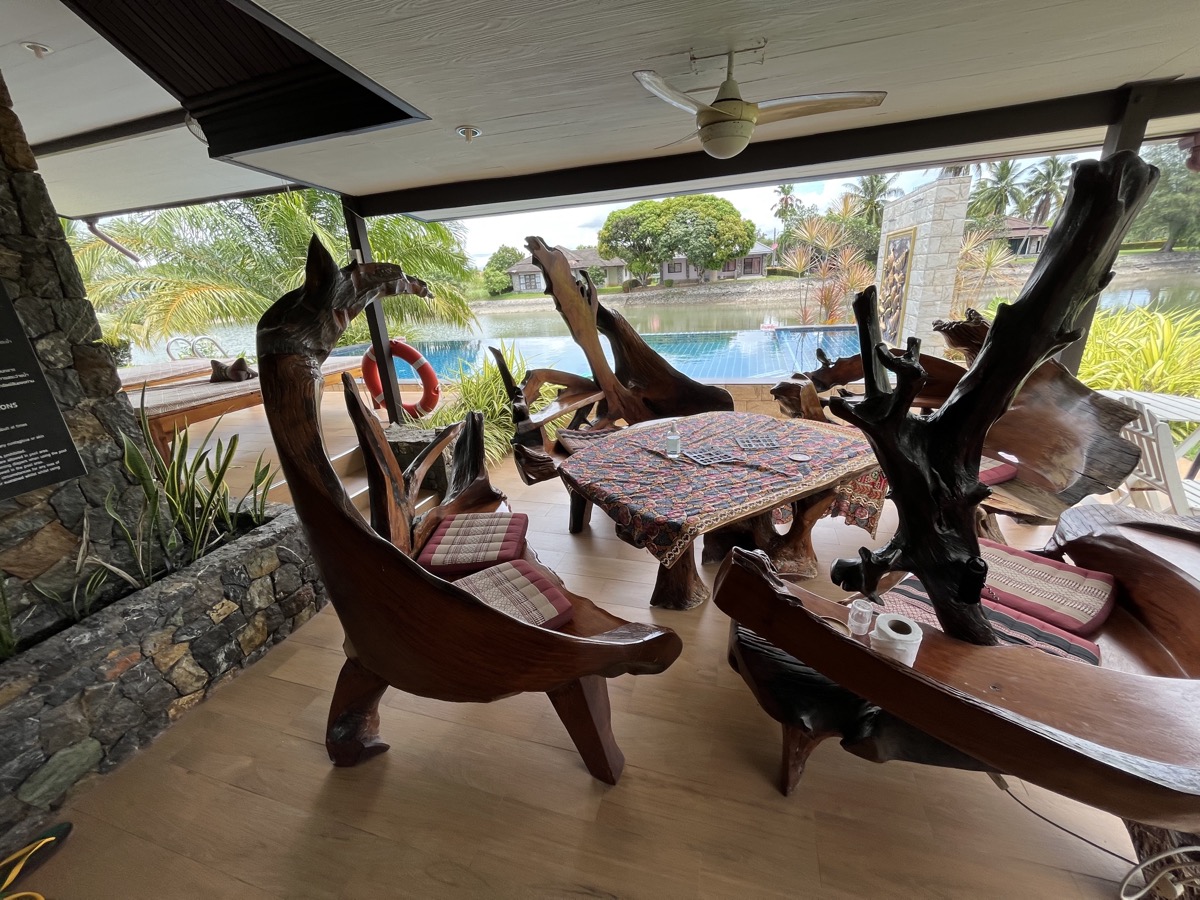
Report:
714,154,1200,860
775,318,1140,528
491,238,734,531
257,236,683,785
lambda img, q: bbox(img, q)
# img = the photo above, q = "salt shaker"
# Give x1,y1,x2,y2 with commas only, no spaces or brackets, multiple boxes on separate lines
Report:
848,598,874,637
665,422,681,459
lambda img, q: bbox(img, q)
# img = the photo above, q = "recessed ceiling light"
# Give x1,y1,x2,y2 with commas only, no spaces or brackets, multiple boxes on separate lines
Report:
21,42,53,60
455,125,482,143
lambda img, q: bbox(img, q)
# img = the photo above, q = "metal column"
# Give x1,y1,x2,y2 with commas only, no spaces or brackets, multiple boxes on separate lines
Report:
342,197,403,423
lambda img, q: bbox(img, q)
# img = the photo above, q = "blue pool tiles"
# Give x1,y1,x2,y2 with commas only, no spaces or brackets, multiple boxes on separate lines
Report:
333,326,858,384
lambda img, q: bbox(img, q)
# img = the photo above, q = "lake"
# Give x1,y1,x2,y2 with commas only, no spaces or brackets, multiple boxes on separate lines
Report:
129,272,1200,374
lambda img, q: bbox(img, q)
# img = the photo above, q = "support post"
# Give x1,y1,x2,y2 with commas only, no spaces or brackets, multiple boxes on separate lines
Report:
342,197,403,423
1057,84,1156,374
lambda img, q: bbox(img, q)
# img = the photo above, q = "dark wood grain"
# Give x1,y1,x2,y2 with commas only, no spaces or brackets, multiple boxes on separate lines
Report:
257,236,683,783
826,152,1156,643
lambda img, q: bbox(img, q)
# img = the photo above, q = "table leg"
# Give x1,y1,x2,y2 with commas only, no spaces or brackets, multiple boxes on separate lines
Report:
702,493,835,580
651,543,708,610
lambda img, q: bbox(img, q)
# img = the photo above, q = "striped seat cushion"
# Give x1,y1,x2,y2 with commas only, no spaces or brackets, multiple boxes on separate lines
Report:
416,512,529,577
879,576,1102,665
979,455,1018,486
979,539,1116,636
455,559,574,629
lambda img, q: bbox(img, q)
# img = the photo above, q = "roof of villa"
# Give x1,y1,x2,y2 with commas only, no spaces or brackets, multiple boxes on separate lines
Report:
508,246,626,273
1003,217,1052,237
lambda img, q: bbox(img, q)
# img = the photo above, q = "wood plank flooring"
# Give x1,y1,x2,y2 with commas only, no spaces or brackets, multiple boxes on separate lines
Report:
25,414,1138,899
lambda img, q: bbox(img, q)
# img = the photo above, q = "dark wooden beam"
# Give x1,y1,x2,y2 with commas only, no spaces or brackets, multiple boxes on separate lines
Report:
30,109,187,158
356,78,1200,218
343,199,403,423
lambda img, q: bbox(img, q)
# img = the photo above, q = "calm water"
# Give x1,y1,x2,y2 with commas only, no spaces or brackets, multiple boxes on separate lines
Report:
130,273,1200,373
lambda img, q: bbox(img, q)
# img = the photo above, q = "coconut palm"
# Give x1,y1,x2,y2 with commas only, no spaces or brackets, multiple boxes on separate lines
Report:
68,189,474,348
968,159,1029,220
1023,155,1074,225
842,173,902,228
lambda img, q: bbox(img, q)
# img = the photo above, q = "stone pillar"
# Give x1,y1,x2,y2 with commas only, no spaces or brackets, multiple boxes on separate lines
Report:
875,176,970,349
0,71,146,652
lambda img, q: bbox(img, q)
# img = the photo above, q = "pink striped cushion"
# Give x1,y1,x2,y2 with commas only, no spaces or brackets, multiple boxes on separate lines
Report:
416,512,529,577
979,455,1018,486
455,559,574,629
979,539,1116,636
879,576,1101,665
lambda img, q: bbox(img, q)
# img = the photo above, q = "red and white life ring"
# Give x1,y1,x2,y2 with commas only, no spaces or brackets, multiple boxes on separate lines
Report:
361,340,440,417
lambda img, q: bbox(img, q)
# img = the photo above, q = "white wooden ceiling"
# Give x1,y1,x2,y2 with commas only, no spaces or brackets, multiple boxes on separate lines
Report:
5,0,1200,218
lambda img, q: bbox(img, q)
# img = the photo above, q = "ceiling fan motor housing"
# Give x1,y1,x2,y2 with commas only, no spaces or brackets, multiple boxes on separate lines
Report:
698,118,756,159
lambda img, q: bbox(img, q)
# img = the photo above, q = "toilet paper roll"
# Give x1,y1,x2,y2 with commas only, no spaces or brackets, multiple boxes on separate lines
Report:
869,613,923,666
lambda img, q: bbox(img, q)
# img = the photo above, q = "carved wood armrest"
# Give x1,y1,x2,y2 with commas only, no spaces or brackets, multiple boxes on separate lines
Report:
404,421,463,503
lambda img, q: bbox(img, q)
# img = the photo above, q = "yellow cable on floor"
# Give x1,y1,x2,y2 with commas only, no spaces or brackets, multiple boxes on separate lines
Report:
0,834,57,900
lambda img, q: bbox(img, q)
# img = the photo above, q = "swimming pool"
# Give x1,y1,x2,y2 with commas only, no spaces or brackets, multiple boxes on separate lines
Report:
332,325,858,383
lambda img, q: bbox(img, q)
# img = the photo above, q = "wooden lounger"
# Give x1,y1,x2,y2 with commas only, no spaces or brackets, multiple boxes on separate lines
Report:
117,359,214,390
135,357,362,458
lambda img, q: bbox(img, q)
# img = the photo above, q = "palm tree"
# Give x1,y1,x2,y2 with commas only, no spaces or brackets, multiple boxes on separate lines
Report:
68,190,474,347
1023,155,1074,225
968,159,1029,221
842,174,902,228
772,183,797,221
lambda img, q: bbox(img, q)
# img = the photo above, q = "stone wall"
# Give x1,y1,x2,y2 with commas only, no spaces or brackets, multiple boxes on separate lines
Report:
0,70,153,648
0,508,327,854
876,176,971,347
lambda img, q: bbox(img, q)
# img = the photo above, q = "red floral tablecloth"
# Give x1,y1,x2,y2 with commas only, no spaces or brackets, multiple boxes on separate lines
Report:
559,412,887,567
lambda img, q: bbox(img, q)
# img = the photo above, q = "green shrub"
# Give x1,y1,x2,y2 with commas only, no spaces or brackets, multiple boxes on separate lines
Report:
1079,307,1200,440
483,267,513,296
423,343,559,465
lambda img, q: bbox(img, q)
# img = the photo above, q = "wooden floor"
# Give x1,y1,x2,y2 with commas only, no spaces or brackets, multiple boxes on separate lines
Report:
27,409,1139,899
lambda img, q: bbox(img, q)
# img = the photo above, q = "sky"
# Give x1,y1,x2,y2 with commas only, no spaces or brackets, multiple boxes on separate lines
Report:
458,169,937,268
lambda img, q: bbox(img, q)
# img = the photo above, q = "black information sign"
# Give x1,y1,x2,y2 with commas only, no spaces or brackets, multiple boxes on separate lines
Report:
0,281,87,500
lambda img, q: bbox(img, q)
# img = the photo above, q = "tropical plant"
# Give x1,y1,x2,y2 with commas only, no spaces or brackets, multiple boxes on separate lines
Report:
422,343,557,465
1078,308,1200,416
68,190,475,347
953,230,1019,317
772,183,798,225
1128,141,1200,251
842,173,902,228
30,516,108,623
1023,156,1074,225
968,159,1029,220
788,217,848,268
782,243,870,326
483,267,514,296
660,195,756,279
825,193,882,263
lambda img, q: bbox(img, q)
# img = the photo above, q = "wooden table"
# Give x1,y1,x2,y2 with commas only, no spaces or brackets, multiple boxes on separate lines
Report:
1107,390,1200,478
559,411,886,610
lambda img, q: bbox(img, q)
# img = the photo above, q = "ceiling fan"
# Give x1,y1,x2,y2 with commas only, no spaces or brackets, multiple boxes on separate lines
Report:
634,52,886,160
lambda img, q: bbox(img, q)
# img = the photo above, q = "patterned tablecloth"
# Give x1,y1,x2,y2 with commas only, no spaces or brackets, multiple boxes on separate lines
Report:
559,412,887,568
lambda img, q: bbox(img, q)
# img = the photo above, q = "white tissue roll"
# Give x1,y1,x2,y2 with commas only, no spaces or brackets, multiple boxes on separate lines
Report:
869,613,923,666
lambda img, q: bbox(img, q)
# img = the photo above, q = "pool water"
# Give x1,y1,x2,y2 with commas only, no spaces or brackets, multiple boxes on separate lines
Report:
333,325,859,383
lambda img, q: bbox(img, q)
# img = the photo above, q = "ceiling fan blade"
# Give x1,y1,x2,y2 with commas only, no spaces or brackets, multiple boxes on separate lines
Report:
655,130,700,150
633,70,719,116
754,91,887,125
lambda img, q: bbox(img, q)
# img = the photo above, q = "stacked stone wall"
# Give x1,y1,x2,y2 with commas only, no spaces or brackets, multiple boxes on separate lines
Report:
0,70,150,646
876,176,971,347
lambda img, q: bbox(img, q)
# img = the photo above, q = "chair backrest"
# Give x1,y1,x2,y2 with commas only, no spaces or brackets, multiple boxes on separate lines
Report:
1117,397,1193,515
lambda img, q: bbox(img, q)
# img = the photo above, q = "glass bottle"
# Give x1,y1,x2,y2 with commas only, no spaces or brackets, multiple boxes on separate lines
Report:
665,422,681,459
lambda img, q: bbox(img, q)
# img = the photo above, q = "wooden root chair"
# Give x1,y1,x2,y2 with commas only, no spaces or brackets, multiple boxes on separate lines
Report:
774,312,1140,528
257,236,682,784
491,238,734,530
714,153,1200,853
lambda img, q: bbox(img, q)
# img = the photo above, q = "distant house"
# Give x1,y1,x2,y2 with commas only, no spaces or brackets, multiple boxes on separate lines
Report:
507,246,627,292
1001,217,1051,255
657,241,773,282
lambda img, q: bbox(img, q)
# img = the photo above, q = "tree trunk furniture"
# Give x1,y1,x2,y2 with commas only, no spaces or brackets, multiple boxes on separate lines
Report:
257,236,682,784
490,238,734,522
822,152,1155,643
558,412,886,610
712,521,1200,830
